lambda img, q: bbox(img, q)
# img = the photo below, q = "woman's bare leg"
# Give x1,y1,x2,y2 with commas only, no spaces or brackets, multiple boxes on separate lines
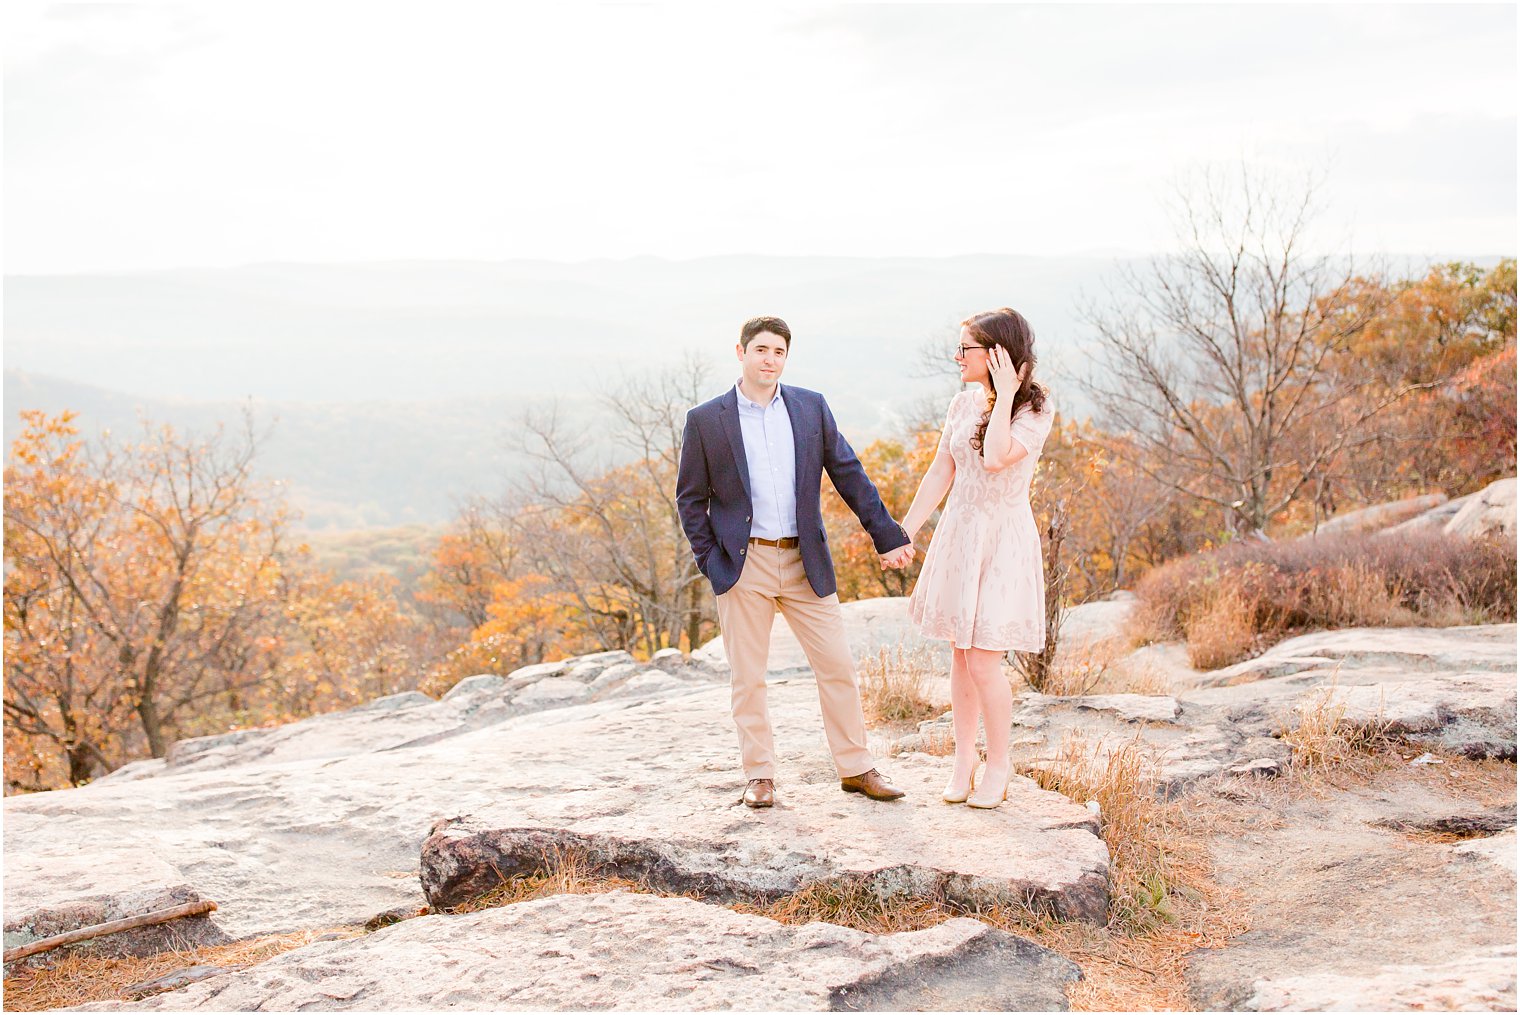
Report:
944,647,981,798
965,647,1013,800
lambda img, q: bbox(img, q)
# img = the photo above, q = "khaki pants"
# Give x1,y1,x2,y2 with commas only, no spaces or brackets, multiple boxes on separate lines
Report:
713,542,874,780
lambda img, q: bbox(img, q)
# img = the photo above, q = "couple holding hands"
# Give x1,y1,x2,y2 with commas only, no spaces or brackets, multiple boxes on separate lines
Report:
675,309,1053,812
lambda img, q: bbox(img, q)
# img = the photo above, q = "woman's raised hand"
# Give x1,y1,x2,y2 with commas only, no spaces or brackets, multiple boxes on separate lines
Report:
987,345,1024,393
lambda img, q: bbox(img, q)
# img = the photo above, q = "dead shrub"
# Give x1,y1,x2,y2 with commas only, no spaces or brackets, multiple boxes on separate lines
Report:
741,879,949,935
1280,683,1393,777
1019,734,1201,934
1131,529,1516,668
1181,586,1260,670
858,644,943,725
916,723,958,756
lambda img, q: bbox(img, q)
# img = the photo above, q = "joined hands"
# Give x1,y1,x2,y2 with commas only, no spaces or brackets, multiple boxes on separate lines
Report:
878,531,916,571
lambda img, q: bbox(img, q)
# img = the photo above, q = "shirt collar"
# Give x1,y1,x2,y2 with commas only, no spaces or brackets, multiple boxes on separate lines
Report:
734,380,783,411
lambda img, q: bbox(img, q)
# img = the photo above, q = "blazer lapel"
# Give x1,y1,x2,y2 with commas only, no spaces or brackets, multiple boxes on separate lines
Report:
781,384,811,495
719,388,752,501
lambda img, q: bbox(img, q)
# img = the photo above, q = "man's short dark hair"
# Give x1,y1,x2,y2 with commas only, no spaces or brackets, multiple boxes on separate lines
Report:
740,316,791,350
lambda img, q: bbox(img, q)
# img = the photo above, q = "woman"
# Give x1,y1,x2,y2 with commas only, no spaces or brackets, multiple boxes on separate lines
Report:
900,308,1054,809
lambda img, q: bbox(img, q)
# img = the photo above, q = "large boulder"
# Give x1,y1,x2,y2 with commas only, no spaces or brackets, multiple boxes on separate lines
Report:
75,892,1083,1012
1385,477,1517,539
1443,477,1516,539
1314,493,1449,538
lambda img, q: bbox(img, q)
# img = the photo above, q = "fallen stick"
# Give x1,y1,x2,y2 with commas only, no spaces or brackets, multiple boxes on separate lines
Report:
3,899,218,964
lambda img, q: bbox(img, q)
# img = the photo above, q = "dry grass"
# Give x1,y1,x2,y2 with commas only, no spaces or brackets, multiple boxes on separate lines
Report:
1131,529,1517,668
2,925,364,1012
1026,638,1114,696
915,724,958,756
1096,657,1173,696
1279,682,1393,779
1182,586,1263,670
736,880,950,935
1019,734,1204,935
858,644,944,725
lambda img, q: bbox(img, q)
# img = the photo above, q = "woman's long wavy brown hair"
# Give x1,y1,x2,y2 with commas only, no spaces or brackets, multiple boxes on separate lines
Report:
965,308,1046,457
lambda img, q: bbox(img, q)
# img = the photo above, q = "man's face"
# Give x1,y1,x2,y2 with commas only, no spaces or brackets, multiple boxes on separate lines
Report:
737,331,788,388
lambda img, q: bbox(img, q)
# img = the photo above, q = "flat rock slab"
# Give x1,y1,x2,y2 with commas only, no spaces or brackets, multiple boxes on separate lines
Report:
5,682,1108,952
95,650,723,783
1454,829,1518,876
1185,764,1517,1011
421,679,1109,922
1193,624,1517,689
1243,945,1517,1012
898,693,1288,796
76,892,1082,1012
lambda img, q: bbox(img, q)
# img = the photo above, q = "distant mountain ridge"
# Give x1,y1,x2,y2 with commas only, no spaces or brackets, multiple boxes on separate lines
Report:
6,254,1496,529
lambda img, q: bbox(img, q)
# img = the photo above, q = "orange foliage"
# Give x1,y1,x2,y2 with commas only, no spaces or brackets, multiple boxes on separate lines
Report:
4,411,420,793
822,431,939,601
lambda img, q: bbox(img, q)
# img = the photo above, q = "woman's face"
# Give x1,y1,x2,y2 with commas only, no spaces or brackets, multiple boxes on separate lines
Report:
954,325,990,385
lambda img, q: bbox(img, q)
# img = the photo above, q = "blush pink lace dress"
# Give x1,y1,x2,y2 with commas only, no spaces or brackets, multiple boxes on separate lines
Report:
908,389,1056,651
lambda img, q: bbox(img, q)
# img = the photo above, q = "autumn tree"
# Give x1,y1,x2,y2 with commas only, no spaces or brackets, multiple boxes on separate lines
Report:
513,359,716,656
415,500,521,633
4,411,290,783
822,430,940,600
269,568,420,721
1311,259,1517,511
1079,165,1400,537
6,410,423,791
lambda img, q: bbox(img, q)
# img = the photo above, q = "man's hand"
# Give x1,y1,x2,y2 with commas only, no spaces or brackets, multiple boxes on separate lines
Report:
878,544,915,570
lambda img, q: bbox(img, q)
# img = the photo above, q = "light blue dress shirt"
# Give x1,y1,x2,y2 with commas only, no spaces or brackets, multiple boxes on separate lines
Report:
735,381,798,540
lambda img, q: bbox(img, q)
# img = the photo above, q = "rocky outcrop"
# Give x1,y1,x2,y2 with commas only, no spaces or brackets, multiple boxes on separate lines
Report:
5,675,1108,981
413,674,1110,922
896,623,1517,796
1313,493,1449,538
97,649,724,783
1242,947,1517,1012
898,691,1290,797
1184,626,1518,760
1386,477,1516,539
1444,477,1517,539
1192,625,1517,689
75,893,1083,1012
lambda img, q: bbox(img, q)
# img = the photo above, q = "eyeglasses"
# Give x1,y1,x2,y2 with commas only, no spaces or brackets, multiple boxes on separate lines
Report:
955,344,988,356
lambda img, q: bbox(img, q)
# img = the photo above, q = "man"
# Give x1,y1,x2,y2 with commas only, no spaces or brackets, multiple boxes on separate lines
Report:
676,316,915,808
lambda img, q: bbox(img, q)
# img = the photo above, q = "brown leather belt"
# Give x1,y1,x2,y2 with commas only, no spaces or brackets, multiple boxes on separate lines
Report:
749,536,799,548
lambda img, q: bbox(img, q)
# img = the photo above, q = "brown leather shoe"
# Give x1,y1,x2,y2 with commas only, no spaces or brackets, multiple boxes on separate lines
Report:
840,768,905,801
742,778,775,808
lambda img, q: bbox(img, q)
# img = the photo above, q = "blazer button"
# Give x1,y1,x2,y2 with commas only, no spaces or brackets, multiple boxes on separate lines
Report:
745,515,751,522
740,547,746,555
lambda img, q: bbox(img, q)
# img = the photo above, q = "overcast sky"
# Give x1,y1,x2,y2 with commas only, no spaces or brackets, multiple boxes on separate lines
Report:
4,2,1515,274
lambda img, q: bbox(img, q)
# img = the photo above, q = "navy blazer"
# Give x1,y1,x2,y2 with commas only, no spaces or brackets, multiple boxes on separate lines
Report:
676,383,909,598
